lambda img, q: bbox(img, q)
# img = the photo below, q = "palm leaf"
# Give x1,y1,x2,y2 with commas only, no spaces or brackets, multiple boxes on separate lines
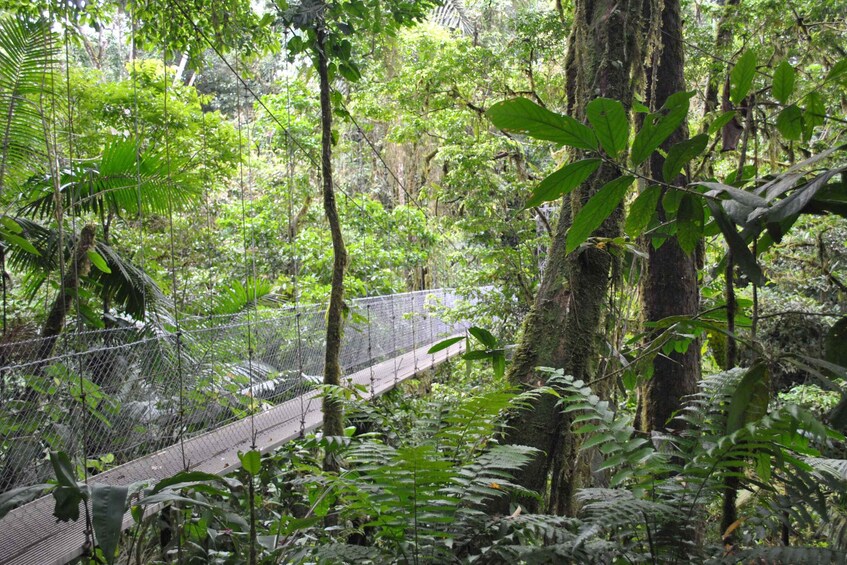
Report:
431,0,474,36
6,216,169,320
19,138,198,220
0,16,55,194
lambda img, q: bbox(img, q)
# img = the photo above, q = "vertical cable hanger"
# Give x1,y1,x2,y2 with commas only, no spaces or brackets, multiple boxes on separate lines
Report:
246,80,260,450
235,55,257,449
162,37,188,472
280,41,308,437
201,104,215,314
411,291,418,373
129,1,150,390
62,10,94,551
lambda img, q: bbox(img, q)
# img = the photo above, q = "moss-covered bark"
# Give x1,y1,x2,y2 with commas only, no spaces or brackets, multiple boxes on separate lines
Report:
317,23,347,469
638,0,700,433
37,223,97,361
505,0,647,514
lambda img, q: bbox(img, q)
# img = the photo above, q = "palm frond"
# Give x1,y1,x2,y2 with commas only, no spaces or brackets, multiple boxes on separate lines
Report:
20,138,198,220
0,16,55,193
431,0,474,36
6,216,169,320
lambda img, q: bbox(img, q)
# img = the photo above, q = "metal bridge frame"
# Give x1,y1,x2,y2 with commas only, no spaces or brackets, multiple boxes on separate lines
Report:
0,338,465,565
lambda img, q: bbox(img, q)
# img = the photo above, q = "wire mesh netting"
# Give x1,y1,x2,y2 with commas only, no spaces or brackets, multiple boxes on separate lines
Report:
0,289,469,497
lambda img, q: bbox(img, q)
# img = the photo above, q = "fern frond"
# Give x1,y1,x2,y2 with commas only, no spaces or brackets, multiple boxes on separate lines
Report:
729,546,846,564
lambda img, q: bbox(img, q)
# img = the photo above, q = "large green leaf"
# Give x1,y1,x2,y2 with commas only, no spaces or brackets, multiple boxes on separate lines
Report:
50,451,86,523
468,326,497,349
662,134,708,183
87,250,112,274
766,166,847,223
772,61,795,104
730,50,757,105
630,91,693,166
708,111,737,135
706,200,766,286
524,158,601,209
492,352,506,379
150,470,230,495
826,59,847,83
625,185,661,238
776,105,804,141
486,98,597,149
50,450,78,489
586,98,628,158
676,194,704,255
804,91,825,139
91,484,129,565
726,363,770,434
1,230,39,256
239,450,261,475
427,336,465,354
566,176,634,253
0,484,51,520
696,181,769,209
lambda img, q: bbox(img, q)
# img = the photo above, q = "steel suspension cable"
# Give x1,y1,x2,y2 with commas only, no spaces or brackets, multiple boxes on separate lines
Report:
161,45,188,471
235,57,258,449
280,37,309,437
61,12,95,550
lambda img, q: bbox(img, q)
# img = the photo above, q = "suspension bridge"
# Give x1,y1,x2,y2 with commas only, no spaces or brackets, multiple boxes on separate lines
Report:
0,288,472,564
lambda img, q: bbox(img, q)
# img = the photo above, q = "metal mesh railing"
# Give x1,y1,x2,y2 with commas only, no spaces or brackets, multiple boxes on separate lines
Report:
0,289,468,495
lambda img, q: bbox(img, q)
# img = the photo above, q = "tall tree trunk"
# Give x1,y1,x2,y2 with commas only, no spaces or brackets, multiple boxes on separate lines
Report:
638,0,700,432
505,0,646,515
317,23,347,468
702,0,744,151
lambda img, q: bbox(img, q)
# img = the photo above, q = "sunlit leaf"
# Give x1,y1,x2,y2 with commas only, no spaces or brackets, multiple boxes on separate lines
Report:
586,98,629,158
567,176,634,253
772,61,795,104
486,98,597,149
625,185,661,238
524,159,601,209
663,134,708,183
730,50,757,105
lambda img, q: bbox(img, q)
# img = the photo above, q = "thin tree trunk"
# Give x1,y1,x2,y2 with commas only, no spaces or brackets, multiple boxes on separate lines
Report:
639,0,700,433
38,223,96,361
317,22,347,470
702,0,744,151
703,0,741,116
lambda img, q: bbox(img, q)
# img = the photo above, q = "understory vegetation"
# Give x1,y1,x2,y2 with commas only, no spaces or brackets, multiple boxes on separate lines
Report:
1,0,847,564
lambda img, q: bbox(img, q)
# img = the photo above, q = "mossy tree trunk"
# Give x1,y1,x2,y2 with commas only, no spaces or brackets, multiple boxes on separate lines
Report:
505,0,646,515
317,21,347,470
638,0,700,432
38,223,97,361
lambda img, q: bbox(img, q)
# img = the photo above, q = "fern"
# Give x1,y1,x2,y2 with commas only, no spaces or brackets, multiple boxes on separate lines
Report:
545,370,672,488
726,546,847,564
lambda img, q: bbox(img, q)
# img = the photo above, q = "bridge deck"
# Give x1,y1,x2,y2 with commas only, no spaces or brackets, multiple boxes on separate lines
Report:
0,338,464,565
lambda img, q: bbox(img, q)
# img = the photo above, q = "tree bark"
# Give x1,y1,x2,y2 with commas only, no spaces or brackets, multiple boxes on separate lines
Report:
38,223,97,361
638,0,701,433
317,22,347,469
702,0,744,151
505,0,647,515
